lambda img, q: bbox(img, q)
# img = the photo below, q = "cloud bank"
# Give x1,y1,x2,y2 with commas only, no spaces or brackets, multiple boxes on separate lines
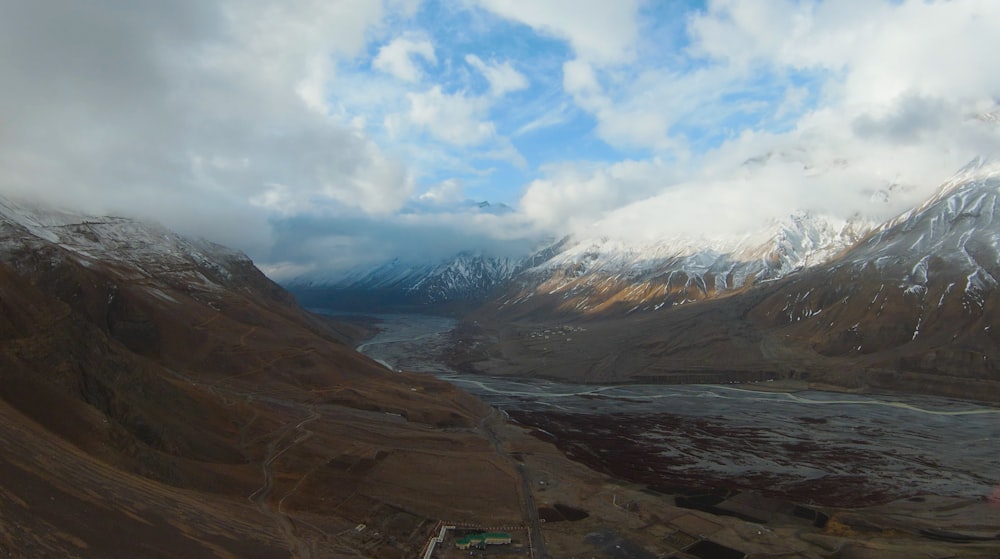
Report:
1,0,998,279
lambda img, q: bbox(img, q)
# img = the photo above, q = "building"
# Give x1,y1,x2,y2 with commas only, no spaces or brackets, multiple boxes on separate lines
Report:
454,532,512,550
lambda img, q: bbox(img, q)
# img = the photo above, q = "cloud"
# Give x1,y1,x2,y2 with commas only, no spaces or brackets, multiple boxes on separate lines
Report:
851,94,951,145
418,178,464,205
0,0,412,257
372,34,437,82
685,0,1000,107
3,0,999,278
532,0,1000,245
519,159,683,233
264,204,540,280
404,86,497,145
472,0,641,64
465,54,529,97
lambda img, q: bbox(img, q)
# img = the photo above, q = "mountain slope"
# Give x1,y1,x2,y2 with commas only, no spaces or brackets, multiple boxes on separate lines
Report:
749,156,1000,387
489,211,871,319
289,251,526,311
451,159,1000,402
0,198,521,558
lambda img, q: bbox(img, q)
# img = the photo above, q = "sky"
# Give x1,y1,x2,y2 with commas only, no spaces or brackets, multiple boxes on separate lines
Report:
1,0,1000,279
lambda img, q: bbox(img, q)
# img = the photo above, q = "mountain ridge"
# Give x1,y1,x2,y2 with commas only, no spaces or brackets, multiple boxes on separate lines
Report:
435,158,1000,402
0,195,524,557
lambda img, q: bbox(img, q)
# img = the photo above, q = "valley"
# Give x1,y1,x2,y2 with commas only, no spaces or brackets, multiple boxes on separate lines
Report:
348,312,1000,558
4,3,1000,557
355,313,1000,506
4,159,1000,558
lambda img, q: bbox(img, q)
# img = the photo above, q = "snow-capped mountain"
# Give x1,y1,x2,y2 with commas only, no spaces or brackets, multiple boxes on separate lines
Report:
289,157,1000,332
0,197,277,301
445,158,1000,402
294,209,876,315
850,155,1000,307
755,156,1000,359
490,211,873,316
288,250,527,309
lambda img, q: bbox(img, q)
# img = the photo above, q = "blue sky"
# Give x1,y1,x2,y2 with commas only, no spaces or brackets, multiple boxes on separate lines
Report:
331,0,824,206
2,0,1000,278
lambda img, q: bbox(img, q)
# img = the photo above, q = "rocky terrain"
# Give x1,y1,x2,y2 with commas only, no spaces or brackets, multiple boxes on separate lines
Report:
0,198,523,558
494,210,872,318
2,195,1000,558
289,250,525,311
441,159,1000,403
351,313,1000,559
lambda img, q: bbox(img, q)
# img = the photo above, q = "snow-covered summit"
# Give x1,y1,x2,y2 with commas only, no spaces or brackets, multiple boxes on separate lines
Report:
491,211,872,315
0,195,252,290
833,156,1000,310
288,250,525,306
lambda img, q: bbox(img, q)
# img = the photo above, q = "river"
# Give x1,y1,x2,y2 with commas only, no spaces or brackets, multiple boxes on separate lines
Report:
353,313,1000,505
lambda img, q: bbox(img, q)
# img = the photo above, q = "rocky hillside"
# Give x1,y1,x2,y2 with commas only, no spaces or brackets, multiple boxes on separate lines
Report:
288,250,527,311
749,156,1000,391
294,209,872,316
491,211,871,318
0,197,521,558
451,159,1000,402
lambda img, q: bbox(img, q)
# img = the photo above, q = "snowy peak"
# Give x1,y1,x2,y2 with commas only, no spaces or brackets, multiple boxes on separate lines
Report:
288,250,525,308
752,158,1000,360
492,211,872,316
852,156,1000,263
903,155,1000,220
0,196,257,295
755,211,873,279
831,156,1000,314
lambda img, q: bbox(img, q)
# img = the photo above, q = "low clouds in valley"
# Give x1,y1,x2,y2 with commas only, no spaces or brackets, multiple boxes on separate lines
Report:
1,0,999,279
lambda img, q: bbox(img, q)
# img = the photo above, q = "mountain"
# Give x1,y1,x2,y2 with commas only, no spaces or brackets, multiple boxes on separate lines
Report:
448,158,1000,402
749,155,1000,389
289,251,526,311
295,210,873,316
0,197,522,558
490,211,872,318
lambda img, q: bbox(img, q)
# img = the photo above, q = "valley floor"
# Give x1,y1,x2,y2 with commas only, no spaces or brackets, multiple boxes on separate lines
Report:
346,312,1000,559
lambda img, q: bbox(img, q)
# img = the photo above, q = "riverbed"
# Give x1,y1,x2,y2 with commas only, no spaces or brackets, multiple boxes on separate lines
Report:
353,313,1000,506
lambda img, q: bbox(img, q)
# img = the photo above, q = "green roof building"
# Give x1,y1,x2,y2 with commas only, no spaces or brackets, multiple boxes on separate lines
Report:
455,532,512,549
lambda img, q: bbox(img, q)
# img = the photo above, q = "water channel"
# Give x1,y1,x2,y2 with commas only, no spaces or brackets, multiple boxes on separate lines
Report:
352,313,1000,505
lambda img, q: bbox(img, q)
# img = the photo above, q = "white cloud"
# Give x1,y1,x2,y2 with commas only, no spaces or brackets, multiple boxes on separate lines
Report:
685,0,1000,111
372,34,437,82
513,102,573,136
418,178,464,204
4,0,999,277
562,59,600,98
472,0,641,64
534,0,1000,243
554,0,1000,154
0,0,416,257
405,86,496,145
519,159,682,232
465,54,529,96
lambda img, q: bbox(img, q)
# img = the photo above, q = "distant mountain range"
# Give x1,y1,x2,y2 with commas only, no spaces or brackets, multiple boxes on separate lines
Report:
289,251,526,310
290,158,1000,401
293,158,1000,322
287,191,878,315
493,210,873,317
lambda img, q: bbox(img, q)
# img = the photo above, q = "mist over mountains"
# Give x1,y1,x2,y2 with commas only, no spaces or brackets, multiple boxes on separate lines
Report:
288,158,994,311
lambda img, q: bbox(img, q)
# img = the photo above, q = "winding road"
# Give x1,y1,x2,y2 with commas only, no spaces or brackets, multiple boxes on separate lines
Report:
248,406,322,559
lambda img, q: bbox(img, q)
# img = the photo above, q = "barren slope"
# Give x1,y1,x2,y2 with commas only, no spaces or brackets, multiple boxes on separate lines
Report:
0,201,521,558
